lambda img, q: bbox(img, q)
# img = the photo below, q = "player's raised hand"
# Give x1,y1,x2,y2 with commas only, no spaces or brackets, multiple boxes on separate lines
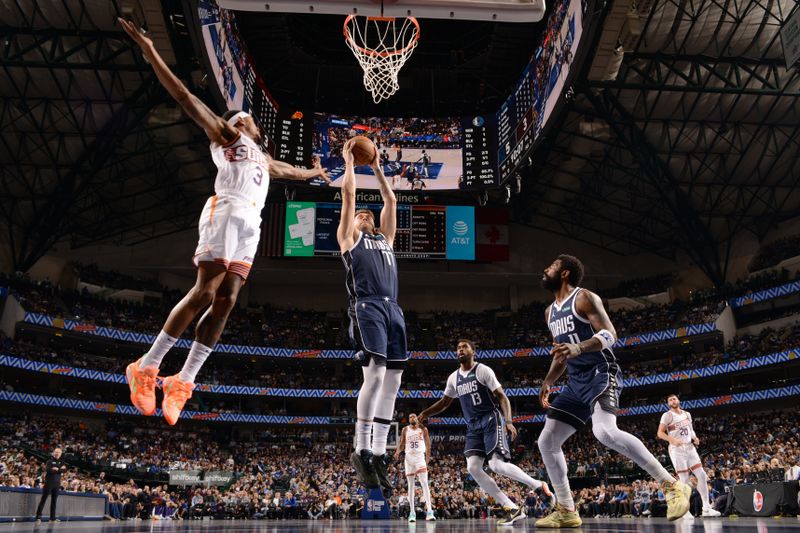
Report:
342,139,355,167
118,18,153,49
550,342,581,364
539,383,551,409
369,141,381,169
506,421,518,441
313,156,332,184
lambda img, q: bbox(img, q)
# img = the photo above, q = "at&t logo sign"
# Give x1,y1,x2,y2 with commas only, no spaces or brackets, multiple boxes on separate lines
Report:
452,220,470,244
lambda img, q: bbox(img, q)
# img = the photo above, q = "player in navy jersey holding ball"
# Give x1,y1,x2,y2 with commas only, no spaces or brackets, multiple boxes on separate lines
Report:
337,138,407,493
535,254,691,527
418,340,551,526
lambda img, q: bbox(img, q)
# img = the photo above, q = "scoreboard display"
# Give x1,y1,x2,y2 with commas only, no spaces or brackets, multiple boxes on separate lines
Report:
461,115,498,189
275,110,312,169
284,202,475,260
497,0,586,180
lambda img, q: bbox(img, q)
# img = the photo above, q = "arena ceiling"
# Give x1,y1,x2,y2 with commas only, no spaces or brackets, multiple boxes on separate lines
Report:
0,0,798,285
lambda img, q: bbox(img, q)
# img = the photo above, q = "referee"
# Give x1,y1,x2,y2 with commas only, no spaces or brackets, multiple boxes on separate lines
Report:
35,447,65,522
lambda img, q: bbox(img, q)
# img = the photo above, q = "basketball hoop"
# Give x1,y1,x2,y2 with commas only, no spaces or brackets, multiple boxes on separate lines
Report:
343,15,420,104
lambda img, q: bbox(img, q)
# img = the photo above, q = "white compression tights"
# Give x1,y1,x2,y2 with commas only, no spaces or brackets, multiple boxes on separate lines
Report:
590,404,674,484
466,456,515,509
355,360,386,452
537,417,577,510
688,467,712,508
372,368,403,456
487,456,543,490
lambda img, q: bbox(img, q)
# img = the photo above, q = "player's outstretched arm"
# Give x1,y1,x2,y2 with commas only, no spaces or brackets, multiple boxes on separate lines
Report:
337,140,357,251
269,157,330,183
118,18,237,146
417,396,455,424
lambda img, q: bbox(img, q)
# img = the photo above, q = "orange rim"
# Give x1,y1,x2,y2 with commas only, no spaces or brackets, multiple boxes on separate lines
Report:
343,15,420,58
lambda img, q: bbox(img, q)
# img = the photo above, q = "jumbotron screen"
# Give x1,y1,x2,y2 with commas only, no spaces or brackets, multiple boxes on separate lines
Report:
312,114,498,191
283,202,476,260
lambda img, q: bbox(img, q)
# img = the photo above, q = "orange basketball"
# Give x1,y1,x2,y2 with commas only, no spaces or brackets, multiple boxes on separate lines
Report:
350,135,377,166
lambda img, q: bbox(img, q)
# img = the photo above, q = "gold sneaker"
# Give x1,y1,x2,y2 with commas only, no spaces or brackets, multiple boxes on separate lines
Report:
664,480,691,521
534,504,582,528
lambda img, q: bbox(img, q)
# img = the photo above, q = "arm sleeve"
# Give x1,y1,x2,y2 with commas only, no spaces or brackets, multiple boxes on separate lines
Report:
443,372,458,398
475,364,503,392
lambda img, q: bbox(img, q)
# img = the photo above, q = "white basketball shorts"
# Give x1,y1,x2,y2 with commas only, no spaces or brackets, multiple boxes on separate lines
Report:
193,195,262,280
405,454,427,476
669,444,702,473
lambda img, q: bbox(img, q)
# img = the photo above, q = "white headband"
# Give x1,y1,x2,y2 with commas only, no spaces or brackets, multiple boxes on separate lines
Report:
226,111,251,126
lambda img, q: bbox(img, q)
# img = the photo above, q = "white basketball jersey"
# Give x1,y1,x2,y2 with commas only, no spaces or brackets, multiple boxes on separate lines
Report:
405,426,426,457
210,133,270,211
660,410,693,445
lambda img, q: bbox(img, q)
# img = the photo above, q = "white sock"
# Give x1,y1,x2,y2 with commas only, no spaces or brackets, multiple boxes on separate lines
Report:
591,404,674,484
178,342,213,383
141,330,178,368
356,421,372,453
538,418,577,510
407,475,416,512
418,472,433,512
466,456,515,509
372,420,391,456
488,456,542,490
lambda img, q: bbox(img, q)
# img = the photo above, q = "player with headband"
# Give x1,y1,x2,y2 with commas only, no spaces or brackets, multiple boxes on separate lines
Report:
118,18,330,425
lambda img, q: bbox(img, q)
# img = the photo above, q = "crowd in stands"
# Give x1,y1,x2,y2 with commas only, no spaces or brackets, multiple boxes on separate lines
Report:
750,234,800,272
3,320,798,393
70,263,163,293
1,408,798,521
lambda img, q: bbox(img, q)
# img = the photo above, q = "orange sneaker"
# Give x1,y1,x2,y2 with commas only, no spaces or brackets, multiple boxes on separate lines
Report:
161,375,194,426
125,358,159,415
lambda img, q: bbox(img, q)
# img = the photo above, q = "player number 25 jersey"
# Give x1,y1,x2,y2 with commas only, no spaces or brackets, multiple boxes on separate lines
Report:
210,133,270,211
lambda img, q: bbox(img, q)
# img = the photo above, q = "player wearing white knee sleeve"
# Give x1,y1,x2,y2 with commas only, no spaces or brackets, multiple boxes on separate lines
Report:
658,394,721,517
537,255,690,527
418,340,549,526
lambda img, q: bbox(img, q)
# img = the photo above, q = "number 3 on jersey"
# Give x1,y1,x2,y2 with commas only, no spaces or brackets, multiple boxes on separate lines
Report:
471,392,482,406
253,166,263,186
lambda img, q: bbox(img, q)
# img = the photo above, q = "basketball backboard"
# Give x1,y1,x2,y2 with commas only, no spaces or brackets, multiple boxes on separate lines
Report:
217,0,546,23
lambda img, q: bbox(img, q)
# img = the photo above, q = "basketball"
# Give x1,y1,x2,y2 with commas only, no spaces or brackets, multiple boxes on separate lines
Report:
350,135,377,166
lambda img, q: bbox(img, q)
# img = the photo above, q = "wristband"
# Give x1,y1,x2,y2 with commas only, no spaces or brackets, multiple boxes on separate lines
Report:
592,329,616,351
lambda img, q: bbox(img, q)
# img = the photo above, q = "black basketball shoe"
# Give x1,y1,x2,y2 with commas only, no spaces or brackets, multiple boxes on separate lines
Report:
351,449,380,489
371,453,394,493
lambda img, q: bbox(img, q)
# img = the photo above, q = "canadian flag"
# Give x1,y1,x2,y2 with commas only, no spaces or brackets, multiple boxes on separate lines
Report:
476,208,510,262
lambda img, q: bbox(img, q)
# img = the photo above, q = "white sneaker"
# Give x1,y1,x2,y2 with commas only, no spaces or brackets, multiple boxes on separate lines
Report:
702,507,721,517
426,511,436,521
408,512,416,523
642,509,651,516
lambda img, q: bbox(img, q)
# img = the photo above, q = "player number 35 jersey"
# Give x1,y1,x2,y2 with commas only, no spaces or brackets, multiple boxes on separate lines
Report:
210,133,270,211
405,427,427,457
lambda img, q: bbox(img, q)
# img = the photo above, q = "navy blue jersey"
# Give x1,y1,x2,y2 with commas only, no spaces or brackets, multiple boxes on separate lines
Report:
445,363,500,421
342,232,398,303
547,287,617,374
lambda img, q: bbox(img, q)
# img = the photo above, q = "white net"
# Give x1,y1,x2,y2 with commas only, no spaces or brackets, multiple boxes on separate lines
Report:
343,16,420,104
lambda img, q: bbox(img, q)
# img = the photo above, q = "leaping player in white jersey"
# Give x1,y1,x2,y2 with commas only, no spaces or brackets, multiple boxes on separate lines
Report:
657,394,721,517
394,414,435,522
118,19,329,426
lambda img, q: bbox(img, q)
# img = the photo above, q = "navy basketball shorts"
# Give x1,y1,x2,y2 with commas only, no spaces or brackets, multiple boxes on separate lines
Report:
464,410,511,461
348,297,408,370
547,364,623,430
